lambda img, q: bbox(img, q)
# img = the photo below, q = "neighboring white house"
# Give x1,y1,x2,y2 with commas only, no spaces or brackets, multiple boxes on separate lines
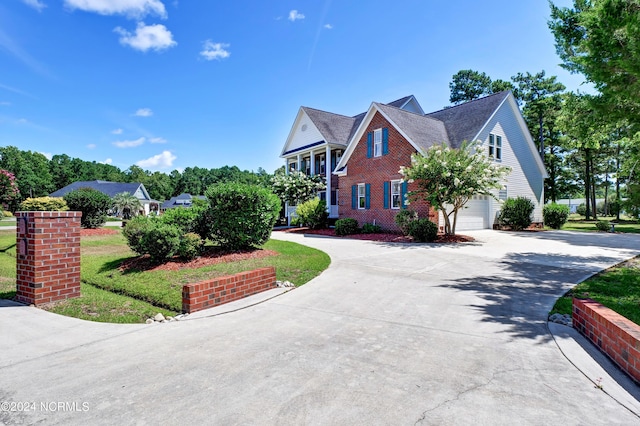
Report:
280,91,547,231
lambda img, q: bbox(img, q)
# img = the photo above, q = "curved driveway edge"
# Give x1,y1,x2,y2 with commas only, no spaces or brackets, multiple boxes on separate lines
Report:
1,229,639,425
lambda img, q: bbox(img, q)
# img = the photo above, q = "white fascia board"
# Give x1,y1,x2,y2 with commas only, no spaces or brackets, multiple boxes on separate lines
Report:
334,103,423,171
471,93,548,178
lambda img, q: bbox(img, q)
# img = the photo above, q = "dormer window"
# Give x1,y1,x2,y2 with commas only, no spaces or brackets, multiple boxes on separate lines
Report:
489,134,502,161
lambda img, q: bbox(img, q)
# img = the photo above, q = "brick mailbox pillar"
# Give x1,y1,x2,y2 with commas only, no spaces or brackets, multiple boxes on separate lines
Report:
16,211,82,306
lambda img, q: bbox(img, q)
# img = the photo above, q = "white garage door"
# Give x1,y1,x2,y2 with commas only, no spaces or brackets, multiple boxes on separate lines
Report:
443,196,491,231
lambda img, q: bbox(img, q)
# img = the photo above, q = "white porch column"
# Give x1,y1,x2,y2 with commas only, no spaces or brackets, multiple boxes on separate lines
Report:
296,154,301,172
325,145,332,211
310,151,315,175
285,158,289,175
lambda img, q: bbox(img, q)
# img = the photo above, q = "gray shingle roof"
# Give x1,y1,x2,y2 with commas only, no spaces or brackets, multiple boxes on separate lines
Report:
426,91,510,148
161,193,207,210
302,107,356,146
375,103,450,152
386,96,413,108
50,180,147,199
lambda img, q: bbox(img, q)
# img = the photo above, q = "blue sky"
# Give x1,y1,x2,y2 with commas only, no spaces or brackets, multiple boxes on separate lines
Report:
0,0,580,174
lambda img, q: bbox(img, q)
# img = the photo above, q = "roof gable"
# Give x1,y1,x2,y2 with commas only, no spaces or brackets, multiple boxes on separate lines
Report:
50,180,150,200
426,91,511,148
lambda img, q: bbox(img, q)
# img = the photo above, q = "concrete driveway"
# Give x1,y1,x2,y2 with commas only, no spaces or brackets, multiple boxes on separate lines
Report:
1,230,640,425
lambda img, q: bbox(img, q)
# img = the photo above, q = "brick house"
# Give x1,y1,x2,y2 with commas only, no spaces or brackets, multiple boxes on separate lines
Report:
280,92,546,232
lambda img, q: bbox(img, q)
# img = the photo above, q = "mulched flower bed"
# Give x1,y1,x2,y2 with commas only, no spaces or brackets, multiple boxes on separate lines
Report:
281,227,474,243
118,247,278,272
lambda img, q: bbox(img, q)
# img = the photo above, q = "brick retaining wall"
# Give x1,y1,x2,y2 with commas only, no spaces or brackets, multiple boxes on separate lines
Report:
572,298,640,384
15,211,82,305
182,267,276,314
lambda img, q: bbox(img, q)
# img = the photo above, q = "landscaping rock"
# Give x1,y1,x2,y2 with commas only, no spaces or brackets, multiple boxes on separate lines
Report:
145,318,154,324
276,280,295,288
549,313,572,327
153,313,165,322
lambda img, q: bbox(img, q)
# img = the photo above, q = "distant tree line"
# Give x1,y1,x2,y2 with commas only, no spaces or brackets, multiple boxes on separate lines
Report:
0,145,281,210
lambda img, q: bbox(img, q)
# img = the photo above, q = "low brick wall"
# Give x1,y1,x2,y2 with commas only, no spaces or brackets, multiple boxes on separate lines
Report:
182,267,276,314
573,298,640,384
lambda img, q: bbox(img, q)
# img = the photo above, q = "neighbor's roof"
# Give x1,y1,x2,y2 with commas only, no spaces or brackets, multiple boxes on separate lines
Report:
161,193,207,209
50,180,146,198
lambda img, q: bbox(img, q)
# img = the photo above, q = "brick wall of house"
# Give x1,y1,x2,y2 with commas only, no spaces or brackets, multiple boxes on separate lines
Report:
182,267,276,314
15,211,82,305
338,111,436,231
573,298,640,384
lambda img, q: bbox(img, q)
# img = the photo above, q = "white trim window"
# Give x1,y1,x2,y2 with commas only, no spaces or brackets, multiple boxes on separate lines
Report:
489,134,502,161
358,183,366,209
391,180,402,209
373,128,382,157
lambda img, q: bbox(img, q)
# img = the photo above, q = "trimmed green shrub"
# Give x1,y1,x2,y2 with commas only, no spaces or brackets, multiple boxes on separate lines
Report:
142,223,181,262
178,232,203,260
123,216,155,255
19,197,69,211
543,203,569,229
3,210,13,217
201,183,281,250
407,218,438,242
335,218,359,236
295,198,328,229
595,220,610,232
161,207,201,234
63,188,113,229
498,196,534,231
394,209,418,235
361,223,382,233
576,203,587,216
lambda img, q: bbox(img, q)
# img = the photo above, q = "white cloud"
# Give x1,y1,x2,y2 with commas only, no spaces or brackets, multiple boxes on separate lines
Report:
134,107,153,117
200,40,230,61
0,101,10,106
22,0,47,12
149,137,166,143
16,118,28,124
111,128,123,134
324,24,333,29
100,158,113,165
136,150,176,169
113,136,145,148
288,10,305,21
39,151,52,160
114,23,176,52
64,0,167,19
87,143,97,149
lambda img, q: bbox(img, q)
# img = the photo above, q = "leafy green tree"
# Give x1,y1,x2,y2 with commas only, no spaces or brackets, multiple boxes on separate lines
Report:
63,188,113,228
449,70,493,104
112,192,142,220
549,0,640,125
400,142,511,235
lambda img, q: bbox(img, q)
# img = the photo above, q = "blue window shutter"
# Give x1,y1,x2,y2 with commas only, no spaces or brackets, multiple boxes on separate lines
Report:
351,185,357,209
366,132,373,158
382,128,389,155
383,181,390,209
365,183,371,209
401,181,408,209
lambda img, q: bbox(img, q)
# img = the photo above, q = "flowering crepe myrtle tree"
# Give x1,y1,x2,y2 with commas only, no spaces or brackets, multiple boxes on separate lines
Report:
400,141,511,235
271,170,326,205
0,169,20,210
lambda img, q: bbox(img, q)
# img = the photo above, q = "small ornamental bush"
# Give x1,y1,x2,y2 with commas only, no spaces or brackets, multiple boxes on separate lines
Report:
161,207,201,234
498,196,534,231
123,216,155,255
335,218,359,236
576,203,587,216
361,223,382,233
543,203,569,229
295,198,328,229
178,232,203,260
407,218,438,242
142,223,181,262
595,220,611,232
63,188,113,229
3,210,13,217
202,183,281,250
19,197,69,211
394,209,418,235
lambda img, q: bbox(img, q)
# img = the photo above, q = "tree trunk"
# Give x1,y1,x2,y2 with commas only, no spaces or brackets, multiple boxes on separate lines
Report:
584,148,591,220
616,142,621,221
538,113,544,161
590,154,598,220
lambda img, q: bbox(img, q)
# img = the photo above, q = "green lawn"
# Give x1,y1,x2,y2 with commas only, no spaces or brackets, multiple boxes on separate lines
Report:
550,256,640,325
0,231,330,323
560,217,640,233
